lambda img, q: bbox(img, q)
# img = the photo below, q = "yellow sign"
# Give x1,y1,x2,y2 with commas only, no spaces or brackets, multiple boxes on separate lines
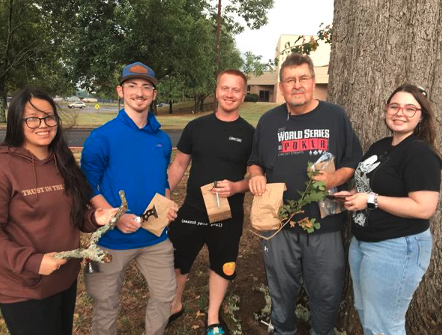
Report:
95,104,100,110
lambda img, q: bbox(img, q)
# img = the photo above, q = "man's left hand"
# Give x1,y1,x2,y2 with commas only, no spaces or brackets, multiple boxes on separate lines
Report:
212,179,236,198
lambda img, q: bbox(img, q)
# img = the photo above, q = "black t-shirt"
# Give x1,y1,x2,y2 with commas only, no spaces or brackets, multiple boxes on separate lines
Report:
178,113,255,213
248,101,362,233
352,135,442,242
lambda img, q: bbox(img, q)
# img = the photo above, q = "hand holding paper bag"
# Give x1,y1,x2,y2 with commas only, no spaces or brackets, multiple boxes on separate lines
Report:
201,182,232,223
250,183,287,231
140,193,178,236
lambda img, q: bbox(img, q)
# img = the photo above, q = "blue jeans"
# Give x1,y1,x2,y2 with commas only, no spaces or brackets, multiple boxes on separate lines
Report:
349,230,432,335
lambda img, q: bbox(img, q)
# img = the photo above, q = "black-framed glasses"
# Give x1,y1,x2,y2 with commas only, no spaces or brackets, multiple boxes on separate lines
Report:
386,103,421,118
22,115,59,129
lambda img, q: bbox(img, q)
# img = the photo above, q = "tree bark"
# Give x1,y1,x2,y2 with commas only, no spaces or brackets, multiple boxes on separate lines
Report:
0,81,7,123
0,0,14,123
329,0,442,333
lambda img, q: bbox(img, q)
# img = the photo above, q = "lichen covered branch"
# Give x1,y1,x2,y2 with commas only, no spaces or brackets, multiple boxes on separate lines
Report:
55,190,128,263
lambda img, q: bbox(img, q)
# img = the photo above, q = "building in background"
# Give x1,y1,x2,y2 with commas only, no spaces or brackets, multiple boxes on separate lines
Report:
247,34,331,103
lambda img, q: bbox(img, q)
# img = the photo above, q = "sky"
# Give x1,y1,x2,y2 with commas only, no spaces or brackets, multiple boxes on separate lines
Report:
235,0,334,62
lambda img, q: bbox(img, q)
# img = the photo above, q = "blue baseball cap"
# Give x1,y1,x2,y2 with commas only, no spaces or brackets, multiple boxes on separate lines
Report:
119,62,158,87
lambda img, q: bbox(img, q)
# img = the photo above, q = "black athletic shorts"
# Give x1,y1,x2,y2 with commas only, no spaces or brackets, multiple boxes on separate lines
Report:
168,203,244,280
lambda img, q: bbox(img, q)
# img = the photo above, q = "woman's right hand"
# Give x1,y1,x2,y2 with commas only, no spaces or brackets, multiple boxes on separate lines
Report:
38,252,67,275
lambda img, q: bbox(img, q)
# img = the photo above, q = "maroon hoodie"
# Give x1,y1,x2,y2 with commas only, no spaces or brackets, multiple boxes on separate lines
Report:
0,146,99,303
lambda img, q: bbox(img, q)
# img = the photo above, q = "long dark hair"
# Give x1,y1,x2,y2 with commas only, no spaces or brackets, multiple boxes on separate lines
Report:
2,88,92,228
386,84,442,161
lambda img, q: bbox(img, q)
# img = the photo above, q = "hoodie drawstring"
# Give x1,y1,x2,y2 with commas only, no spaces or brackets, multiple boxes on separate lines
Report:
31,154,38,202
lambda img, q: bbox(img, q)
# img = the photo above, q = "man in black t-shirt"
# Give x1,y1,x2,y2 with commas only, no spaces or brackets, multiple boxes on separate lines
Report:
248,53,362,335
167,69,254,335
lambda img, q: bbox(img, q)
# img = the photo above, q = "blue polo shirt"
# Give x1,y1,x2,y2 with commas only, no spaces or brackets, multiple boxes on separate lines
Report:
81,109,171,249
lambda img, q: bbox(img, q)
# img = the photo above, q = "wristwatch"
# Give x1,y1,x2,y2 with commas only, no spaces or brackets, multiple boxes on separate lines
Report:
367,192,379,210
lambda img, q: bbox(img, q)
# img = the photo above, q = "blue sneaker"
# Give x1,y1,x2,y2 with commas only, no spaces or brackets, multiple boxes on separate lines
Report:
206,324,226,335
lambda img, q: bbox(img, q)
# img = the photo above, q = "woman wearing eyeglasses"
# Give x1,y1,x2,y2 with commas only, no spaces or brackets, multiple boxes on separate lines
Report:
336,84,441,334
0,88,117,335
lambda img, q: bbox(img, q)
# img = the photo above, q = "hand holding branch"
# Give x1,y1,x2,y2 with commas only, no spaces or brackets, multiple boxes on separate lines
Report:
54,190,128,263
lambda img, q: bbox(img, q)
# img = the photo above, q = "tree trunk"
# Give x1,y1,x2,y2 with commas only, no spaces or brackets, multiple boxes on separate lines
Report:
329,0,442,333
169,100,173,114
0,0,14,123
199,95,206,112
194,96,199,113
0,80,7,123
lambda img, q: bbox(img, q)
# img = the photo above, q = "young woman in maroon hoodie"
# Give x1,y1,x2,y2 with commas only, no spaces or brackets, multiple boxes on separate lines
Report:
0,88,117,335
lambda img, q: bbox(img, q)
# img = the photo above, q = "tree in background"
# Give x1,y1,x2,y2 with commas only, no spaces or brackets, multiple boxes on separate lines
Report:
272,23,332,67
43,0,272,112
0,0,274,121
328,0,442,333
0,0,74,122
156,76,185,114
242,51,272,80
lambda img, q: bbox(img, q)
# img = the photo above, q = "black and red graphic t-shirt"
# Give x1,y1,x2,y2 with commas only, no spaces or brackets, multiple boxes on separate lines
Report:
248,101,362,233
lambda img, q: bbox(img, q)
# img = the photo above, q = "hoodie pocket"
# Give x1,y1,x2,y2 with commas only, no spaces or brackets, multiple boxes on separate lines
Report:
1,268,43,289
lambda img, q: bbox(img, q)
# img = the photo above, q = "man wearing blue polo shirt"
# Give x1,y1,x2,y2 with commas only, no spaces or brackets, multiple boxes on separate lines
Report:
81,62,177,335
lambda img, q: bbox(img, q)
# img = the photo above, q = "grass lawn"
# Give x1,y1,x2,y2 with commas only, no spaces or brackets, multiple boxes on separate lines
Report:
67,102,276,129
0,102,277,130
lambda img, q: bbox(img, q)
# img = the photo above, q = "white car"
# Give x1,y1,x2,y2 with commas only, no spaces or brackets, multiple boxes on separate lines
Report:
68,101,86,109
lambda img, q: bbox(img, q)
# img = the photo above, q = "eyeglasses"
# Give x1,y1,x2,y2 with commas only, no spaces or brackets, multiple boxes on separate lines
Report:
281,75,314,86
22,115,59,129
124,83,154,92
386,104,421,118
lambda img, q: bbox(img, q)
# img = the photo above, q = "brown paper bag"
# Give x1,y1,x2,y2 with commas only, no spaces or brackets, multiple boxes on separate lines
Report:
311,157,343,218
250,183,287,231
200,183,232,223
140,193,175,236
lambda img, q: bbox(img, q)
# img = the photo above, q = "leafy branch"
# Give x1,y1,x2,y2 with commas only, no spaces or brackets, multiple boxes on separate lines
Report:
278,162,327,233
273,23,333,66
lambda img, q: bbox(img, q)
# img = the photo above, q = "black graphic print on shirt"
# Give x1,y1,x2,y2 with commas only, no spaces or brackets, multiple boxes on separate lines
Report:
352,155,380,226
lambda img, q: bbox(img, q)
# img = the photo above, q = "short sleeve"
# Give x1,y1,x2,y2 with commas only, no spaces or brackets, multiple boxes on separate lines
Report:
402,143,441,192
247,120,263,167
336,112,363,170
177,122,193,155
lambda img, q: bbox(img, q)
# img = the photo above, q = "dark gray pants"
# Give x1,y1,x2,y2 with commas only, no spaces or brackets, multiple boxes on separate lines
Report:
262,230,345,335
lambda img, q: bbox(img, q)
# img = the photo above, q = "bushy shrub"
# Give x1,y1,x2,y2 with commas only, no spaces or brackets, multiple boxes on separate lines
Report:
244,93,259,102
